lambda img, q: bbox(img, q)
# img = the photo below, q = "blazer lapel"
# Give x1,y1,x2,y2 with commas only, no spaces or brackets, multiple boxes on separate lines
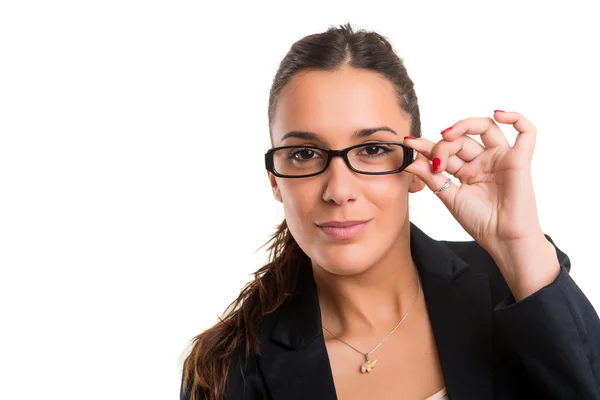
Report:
258,259,338,400
411,225,494,399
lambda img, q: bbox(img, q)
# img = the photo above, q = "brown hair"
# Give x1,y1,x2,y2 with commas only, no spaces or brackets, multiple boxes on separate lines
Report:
182,22,422,400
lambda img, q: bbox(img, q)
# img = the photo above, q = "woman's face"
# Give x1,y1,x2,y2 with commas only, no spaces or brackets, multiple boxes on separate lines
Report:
268,65,424,275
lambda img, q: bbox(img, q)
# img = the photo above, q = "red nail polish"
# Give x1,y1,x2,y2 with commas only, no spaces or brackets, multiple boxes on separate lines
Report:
432,157,441,172
441,127,452,135
494,109,505,113
404,135,416,140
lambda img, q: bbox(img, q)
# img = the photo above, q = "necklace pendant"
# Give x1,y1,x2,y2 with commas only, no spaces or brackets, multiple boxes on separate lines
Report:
360,358,377,374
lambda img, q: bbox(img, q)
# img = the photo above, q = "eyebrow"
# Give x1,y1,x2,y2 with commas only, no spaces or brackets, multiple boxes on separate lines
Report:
280,126,397,143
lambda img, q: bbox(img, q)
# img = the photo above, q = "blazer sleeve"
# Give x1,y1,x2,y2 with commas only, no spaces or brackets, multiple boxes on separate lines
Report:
493,237,600,398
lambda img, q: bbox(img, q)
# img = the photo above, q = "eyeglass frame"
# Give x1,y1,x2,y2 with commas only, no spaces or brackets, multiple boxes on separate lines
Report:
264,141,416,178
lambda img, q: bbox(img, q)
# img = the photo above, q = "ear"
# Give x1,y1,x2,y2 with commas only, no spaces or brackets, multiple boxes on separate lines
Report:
407,171,426,193
267,171,283,203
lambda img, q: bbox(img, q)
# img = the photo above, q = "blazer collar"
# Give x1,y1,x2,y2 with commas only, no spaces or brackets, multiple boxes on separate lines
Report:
260,223,493,400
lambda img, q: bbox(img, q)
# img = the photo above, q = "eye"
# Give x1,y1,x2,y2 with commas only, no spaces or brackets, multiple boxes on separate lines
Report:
358,144,393,157
288,148,321,161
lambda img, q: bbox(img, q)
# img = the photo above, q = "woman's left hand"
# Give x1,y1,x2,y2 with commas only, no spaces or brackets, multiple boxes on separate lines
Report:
403,110,560,300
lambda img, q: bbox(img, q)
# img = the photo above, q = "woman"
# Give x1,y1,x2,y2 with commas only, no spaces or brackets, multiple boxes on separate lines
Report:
181,23,600,399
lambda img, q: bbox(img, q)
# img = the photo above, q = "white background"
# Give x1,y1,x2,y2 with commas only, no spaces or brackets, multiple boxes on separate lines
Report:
1,1,599,399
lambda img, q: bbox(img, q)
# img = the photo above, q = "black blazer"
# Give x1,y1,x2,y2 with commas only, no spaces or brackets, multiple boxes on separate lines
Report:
182,223,600,399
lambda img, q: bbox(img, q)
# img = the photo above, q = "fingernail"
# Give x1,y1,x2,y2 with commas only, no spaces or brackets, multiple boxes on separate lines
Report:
494,109,505,113
441,127,452,135
404,135,416,140
432,157,441,172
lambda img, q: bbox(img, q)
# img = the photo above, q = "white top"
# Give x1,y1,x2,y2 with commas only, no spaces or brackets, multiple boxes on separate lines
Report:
424,387,448,400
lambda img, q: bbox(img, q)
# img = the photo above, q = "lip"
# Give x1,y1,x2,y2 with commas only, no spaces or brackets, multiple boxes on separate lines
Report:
316,219,370,239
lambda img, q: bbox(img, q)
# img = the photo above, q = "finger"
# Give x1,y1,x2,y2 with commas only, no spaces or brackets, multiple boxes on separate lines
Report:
405,153,459,209
493,110,537,157
441,117,510,149
403,136,467,174
429,135,485,175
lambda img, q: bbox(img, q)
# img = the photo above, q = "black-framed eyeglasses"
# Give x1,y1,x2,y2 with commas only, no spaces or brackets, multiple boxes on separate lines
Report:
265,142,415,178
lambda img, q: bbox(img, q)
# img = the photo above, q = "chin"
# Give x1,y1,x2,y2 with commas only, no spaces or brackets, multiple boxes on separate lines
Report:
310,243,377,276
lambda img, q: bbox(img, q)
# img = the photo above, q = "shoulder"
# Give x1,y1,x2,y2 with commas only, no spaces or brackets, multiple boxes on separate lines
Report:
223,346,268,399
180,344,269,400
441,233,569,275
439,233,570,302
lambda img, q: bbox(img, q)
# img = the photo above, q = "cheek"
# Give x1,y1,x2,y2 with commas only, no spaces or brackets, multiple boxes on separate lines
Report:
364,175,408,208
278,181,319,218
278,182,321,253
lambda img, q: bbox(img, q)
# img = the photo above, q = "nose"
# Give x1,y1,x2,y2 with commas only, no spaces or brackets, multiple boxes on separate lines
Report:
322,156,358,205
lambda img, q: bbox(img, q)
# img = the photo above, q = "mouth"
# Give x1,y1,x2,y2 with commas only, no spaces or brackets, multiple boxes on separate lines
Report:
315,220,371,240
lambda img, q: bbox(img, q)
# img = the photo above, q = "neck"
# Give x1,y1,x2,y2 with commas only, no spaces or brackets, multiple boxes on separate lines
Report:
313,231,421,338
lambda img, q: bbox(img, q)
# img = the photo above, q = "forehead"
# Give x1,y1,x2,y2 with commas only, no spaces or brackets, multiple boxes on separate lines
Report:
271,65,411,145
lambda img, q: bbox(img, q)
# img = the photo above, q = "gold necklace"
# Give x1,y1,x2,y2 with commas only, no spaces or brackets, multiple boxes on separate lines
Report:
322,273,421,374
